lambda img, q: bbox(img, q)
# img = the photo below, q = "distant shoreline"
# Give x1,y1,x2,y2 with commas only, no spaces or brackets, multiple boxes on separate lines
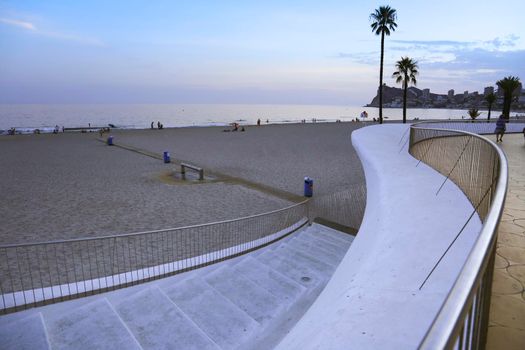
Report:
2,114,525,136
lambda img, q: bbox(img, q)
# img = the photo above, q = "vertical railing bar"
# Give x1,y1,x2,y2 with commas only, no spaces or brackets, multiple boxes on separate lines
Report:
15,247,27,308
35,246,45,303
126,236,132,284
4,249,17,309
465,305,473,350
101,240,109,291
113,237,120,289
0,252,6,313
122,237,128,286
155,231,160,277
77,242,88,297
92,240,102,290
458,323,464,350
85,241,94,293
132,236,138,283
44,245,55,301
24,248,37,307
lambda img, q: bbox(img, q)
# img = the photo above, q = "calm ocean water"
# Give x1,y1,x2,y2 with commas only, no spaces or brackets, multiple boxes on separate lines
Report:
0,104,501,133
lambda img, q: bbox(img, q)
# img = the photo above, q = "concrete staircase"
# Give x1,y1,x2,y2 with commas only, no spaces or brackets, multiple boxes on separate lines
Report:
0,224,354,350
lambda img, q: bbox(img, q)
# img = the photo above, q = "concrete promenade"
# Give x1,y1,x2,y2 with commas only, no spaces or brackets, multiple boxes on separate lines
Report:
488,133,525,349
277,125,483,349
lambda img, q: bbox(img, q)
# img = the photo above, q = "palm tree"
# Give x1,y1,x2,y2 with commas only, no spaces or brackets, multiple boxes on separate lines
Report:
496,76,521,119
468,108,480,122
370,6,397,124
484,92,496,121
392,57,418,124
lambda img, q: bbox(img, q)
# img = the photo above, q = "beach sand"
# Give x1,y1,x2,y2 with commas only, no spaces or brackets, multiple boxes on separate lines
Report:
0,122,365,245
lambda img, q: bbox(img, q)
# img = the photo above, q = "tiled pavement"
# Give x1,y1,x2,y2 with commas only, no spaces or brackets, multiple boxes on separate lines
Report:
487,133,525,349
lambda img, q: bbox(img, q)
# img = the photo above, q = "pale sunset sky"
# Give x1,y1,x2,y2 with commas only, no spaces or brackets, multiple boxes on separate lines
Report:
1,0,524,105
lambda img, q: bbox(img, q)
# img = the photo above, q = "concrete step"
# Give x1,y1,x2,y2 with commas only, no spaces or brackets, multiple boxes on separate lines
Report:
233,256,306,304
44,298,141,350
0,313,49,350
204,266,282,325
163,277,259,349
109,287,219,350
274,244,335,275
284,237,342,267
293,232,350,257
256,249,325,287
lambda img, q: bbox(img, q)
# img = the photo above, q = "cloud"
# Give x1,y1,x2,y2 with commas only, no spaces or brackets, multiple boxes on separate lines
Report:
0,18,36,30
0,17,104,46
424,48,525,72
392,39,475,47
39,31,105,46
391,35,520,52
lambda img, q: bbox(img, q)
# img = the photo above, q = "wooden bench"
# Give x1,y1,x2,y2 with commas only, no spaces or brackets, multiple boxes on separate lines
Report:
180,163,204,180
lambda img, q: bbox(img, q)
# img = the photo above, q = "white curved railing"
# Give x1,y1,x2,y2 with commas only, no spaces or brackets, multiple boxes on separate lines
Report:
276,122,509,350
409,123,509,349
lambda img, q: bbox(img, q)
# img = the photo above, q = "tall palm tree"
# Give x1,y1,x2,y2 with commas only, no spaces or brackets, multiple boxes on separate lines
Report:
484,92,496,121
392,57,418,124
370,5,397,124
496,76,521,119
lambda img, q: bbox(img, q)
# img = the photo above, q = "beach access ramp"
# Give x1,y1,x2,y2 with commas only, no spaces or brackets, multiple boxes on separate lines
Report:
0,223,354,350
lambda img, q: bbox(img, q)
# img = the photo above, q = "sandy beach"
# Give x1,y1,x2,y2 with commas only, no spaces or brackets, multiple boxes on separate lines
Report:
0,122,365,245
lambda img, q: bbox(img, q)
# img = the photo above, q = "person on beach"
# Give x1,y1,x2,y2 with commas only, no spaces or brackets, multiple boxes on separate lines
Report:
53,125,59,134
151,122,154,129
257,118,261,126
495,115,506,142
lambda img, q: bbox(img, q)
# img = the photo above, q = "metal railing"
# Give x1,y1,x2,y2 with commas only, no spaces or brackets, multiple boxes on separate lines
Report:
309,184,366,232
412,120,525,136
0,201,309,313
409,123,508,349
0,187,367,314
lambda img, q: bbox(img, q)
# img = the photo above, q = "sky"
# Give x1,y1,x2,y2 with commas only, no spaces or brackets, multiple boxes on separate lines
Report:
0,0,524,105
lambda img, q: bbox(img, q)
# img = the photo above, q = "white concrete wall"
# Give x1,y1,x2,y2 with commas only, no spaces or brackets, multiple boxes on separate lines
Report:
276,124,482,349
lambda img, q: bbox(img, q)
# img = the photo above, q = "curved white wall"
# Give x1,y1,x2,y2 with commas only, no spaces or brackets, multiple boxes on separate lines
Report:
276,124,482,349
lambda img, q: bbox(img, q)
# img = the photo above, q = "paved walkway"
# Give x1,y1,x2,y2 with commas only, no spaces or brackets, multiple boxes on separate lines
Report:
488,133,525,349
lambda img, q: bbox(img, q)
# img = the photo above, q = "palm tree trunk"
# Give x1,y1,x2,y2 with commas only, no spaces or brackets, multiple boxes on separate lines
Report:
488,105,491,122
379,31,385,124
503,93,511,119
403,78,407,124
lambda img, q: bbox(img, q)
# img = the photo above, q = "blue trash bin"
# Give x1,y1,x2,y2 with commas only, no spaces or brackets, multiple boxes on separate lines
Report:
163,151,171,163
107,136,113,146
304,177,313,197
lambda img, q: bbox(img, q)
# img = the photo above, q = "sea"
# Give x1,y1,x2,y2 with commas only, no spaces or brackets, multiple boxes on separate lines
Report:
0,103,517,134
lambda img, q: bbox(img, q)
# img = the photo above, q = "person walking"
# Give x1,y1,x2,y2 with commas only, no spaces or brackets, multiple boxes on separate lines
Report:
495,115,506,142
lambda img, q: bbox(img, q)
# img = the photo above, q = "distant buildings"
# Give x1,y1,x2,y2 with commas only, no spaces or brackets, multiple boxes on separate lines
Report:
367,84,525,111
